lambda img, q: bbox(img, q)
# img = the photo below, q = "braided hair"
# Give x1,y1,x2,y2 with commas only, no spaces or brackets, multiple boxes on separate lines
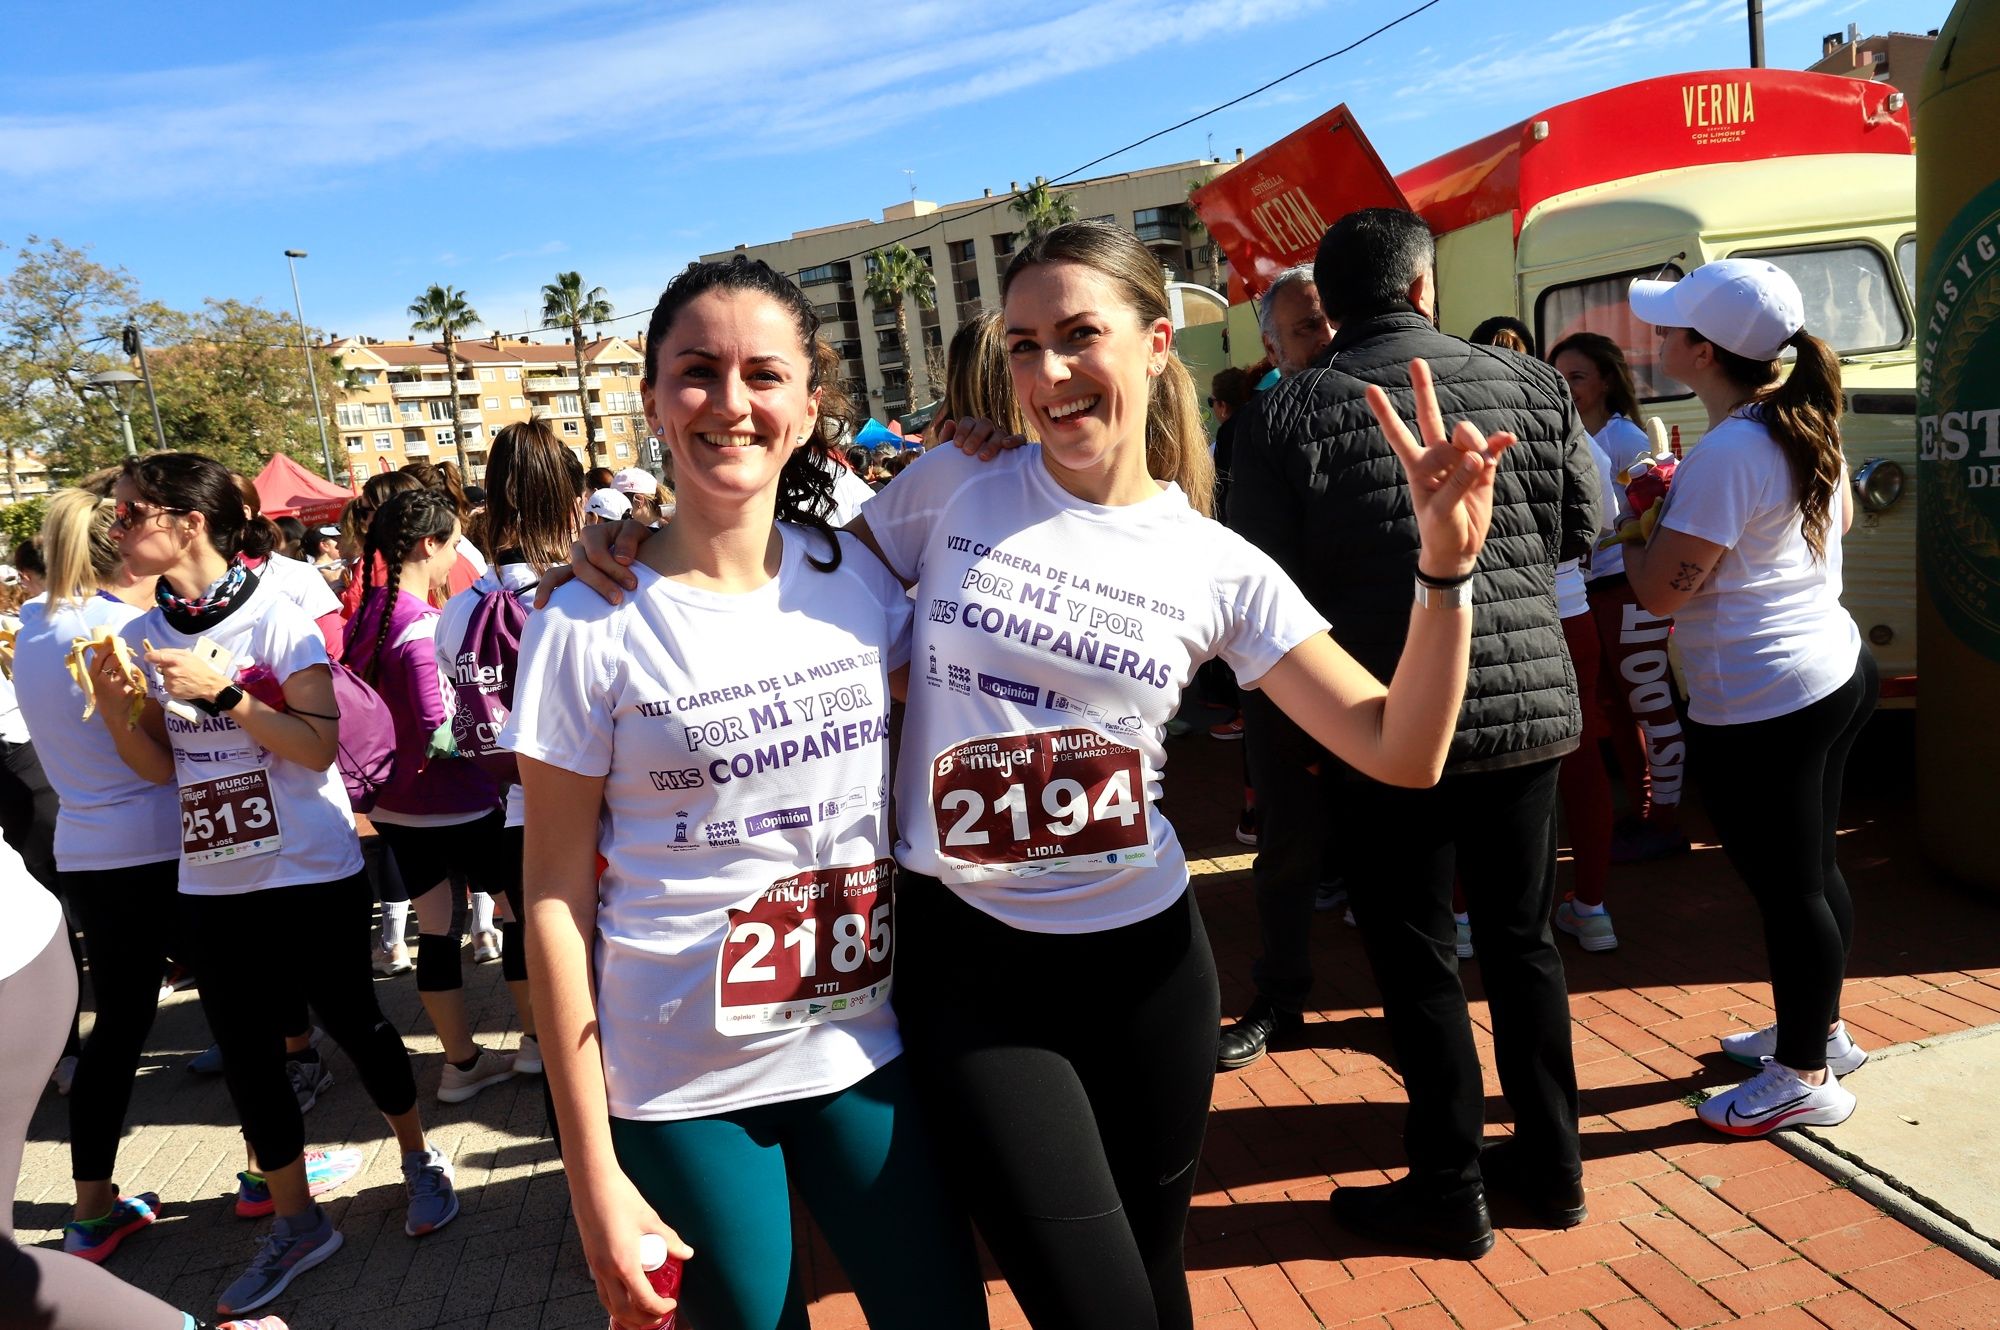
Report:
344,487,458,686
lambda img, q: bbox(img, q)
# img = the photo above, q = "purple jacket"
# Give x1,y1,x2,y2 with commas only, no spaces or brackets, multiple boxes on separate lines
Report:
346,587,499,817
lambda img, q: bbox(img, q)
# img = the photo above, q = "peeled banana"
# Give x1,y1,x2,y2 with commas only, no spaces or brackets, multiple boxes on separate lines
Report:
67,627,148,728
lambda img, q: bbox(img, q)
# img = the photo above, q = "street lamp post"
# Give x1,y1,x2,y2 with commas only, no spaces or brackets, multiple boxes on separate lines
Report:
284,249,338,482
84,370,142,457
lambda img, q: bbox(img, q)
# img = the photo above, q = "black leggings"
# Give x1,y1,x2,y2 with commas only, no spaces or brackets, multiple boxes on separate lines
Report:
183,873,418,1171
62,860,183,1183
375,812,520,992
894,878,1218,1330
1687,649,1877,1071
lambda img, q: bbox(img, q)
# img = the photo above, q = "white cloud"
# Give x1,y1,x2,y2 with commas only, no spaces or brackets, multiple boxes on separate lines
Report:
0,0,1326,209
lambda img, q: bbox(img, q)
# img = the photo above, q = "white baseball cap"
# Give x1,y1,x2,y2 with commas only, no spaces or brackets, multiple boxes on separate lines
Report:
1628,259,1804,361
612,466,658,497
585,487,632,522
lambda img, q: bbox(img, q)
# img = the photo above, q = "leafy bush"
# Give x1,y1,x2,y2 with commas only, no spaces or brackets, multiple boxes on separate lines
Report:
0,497,49,551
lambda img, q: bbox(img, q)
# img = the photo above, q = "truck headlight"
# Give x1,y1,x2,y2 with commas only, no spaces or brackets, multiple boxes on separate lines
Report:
1852,458,1904,513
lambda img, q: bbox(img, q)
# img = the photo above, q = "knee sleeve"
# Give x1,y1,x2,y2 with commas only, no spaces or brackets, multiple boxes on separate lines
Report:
500,920,527,982
416,932,463,992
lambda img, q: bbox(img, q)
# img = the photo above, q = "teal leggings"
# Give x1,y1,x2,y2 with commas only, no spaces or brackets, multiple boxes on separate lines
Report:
609,1058,987,1330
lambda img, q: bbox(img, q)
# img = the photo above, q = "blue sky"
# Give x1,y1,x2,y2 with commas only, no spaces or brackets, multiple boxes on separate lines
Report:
0,0,1939,346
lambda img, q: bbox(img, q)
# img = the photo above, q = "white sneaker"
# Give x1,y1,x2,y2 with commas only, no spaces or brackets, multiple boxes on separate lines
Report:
1313,883,1347,913
437,1048,516,1104
373,939,413,976
471,929,502,965
1720,1022,1868,1077
287,1058,334,1114
1698,1059,1855,1136
1454,917,1474,960
1554,898,1619,952
514,1034,543,1076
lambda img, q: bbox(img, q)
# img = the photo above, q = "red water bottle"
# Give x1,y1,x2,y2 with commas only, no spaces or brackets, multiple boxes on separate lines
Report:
607,1231,682,1330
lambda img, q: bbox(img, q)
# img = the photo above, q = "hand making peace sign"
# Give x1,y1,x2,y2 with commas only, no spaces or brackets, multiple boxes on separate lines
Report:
1366,358,1514,581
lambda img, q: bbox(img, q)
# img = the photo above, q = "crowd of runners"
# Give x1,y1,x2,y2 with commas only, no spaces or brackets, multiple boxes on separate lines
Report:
0,210,1873,1330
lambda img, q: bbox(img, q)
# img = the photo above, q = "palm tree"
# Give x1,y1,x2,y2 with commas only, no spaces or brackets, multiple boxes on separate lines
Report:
1186,175,1222,290
407,284,481,472
541,272,615,468
1009,179,1078,243
862,245,935,415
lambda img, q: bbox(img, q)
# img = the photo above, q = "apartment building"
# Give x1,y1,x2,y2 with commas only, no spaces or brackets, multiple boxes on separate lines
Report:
1807,24,1936,128
701,157,1238,423
326,334,649,484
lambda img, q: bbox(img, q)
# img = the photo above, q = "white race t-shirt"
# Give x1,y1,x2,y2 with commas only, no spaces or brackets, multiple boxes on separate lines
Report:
502,525,914,1121
0,835,60,983
124,584,364,894
865,445,1327,933
1588,415,1649,582
0,610,27,745
821,453,876,528
14,595,182,871
1658,409,1861,725
257,553,342,622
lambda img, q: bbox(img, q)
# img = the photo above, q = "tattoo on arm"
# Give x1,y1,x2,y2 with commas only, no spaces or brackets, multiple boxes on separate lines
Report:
1669,561,1704,592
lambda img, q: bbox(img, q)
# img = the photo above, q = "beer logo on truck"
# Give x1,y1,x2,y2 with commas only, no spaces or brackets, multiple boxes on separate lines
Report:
1918,182,2000,661
1680,79,1755,147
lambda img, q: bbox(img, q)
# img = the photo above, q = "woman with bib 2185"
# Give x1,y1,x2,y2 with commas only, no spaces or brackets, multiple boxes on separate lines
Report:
507,259,987,1330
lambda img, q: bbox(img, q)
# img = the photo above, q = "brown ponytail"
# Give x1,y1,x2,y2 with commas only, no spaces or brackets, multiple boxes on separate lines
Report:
1707,329,1844,561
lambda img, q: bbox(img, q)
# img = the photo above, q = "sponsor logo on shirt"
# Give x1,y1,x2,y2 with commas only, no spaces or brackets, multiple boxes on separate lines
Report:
1043,689,1106,722
817,786,869,820
667,813,698,849
703,819,740,847
746,804,814,836
977,672,1039,706
946,664,971,695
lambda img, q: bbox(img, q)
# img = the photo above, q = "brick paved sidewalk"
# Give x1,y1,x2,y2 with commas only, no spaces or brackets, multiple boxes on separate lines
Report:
16,713,2000,1327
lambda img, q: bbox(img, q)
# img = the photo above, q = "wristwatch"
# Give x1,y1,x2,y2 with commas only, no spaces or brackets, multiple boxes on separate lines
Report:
209,683,245,715
1413,578,1474,610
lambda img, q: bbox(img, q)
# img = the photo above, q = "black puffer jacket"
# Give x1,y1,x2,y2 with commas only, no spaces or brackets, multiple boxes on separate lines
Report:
1229,311,1601,773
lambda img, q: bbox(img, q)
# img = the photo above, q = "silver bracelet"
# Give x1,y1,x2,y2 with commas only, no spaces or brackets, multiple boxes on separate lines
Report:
1414,576,1475,610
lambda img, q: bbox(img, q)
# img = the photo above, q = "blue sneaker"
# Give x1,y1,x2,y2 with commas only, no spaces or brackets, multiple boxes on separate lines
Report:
61,1191,159,1263
189,1044,225,1074
215,1207,343,1315
402,1147,459,1236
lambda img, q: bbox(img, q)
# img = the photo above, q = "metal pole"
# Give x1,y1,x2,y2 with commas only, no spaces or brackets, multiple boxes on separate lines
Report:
126,323,168,451
1748,0,1765,67
115,397,137,458
284,250,337,481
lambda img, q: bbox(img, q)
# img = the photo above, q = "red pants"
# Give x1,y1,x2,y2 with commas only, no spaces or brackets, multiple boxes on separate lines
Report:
1585,576,1684,827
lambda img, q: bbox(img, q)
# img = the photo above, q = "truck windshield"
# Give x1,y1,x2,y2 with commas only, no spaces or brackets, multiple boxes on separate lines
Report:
1536,264,1690,402
1733,243,1909,354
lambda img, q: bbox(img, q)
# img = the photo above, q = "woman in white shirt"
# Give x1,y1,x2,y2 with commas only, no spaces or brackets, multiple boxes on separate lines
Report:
508,259,988,1330
1624,259,1875,1137
91,453,460,1317
13,489,183,1264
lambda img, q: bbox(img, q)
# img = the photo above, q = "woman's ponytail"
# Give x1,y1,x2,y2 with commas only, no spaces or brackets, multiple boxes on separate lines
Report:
1148,353,1215,518
1759,329,1844,562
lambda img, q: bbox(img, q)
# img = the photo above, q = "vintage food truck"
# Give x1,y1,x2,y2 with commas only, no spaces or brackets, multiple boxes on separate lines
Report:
1190,69,1918,694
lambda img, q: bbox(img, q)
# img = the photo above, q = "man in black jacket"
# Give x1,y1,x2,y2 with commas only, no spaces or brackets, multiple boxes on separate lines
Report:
1228,208,1600,1258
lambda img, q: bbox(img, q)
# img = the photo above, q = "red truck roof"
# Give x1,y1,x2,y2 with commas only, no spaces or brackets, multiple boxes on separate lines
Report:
1193,69,1914,299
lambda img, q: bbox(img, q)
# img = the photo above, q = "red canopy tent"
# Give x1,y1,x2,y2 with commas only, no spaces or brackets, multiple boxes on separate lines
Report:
253,453,354,527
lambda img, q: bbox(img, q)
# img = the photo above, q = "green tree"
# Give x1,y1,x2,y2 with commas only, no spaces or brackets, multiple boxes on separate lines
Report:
862,244,935,416
1008,179,1078,244
0,494,47,549
1186,175,1221,289
145,299,344,477
540,272,614,468
407,284,481,472
0,236,145,488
